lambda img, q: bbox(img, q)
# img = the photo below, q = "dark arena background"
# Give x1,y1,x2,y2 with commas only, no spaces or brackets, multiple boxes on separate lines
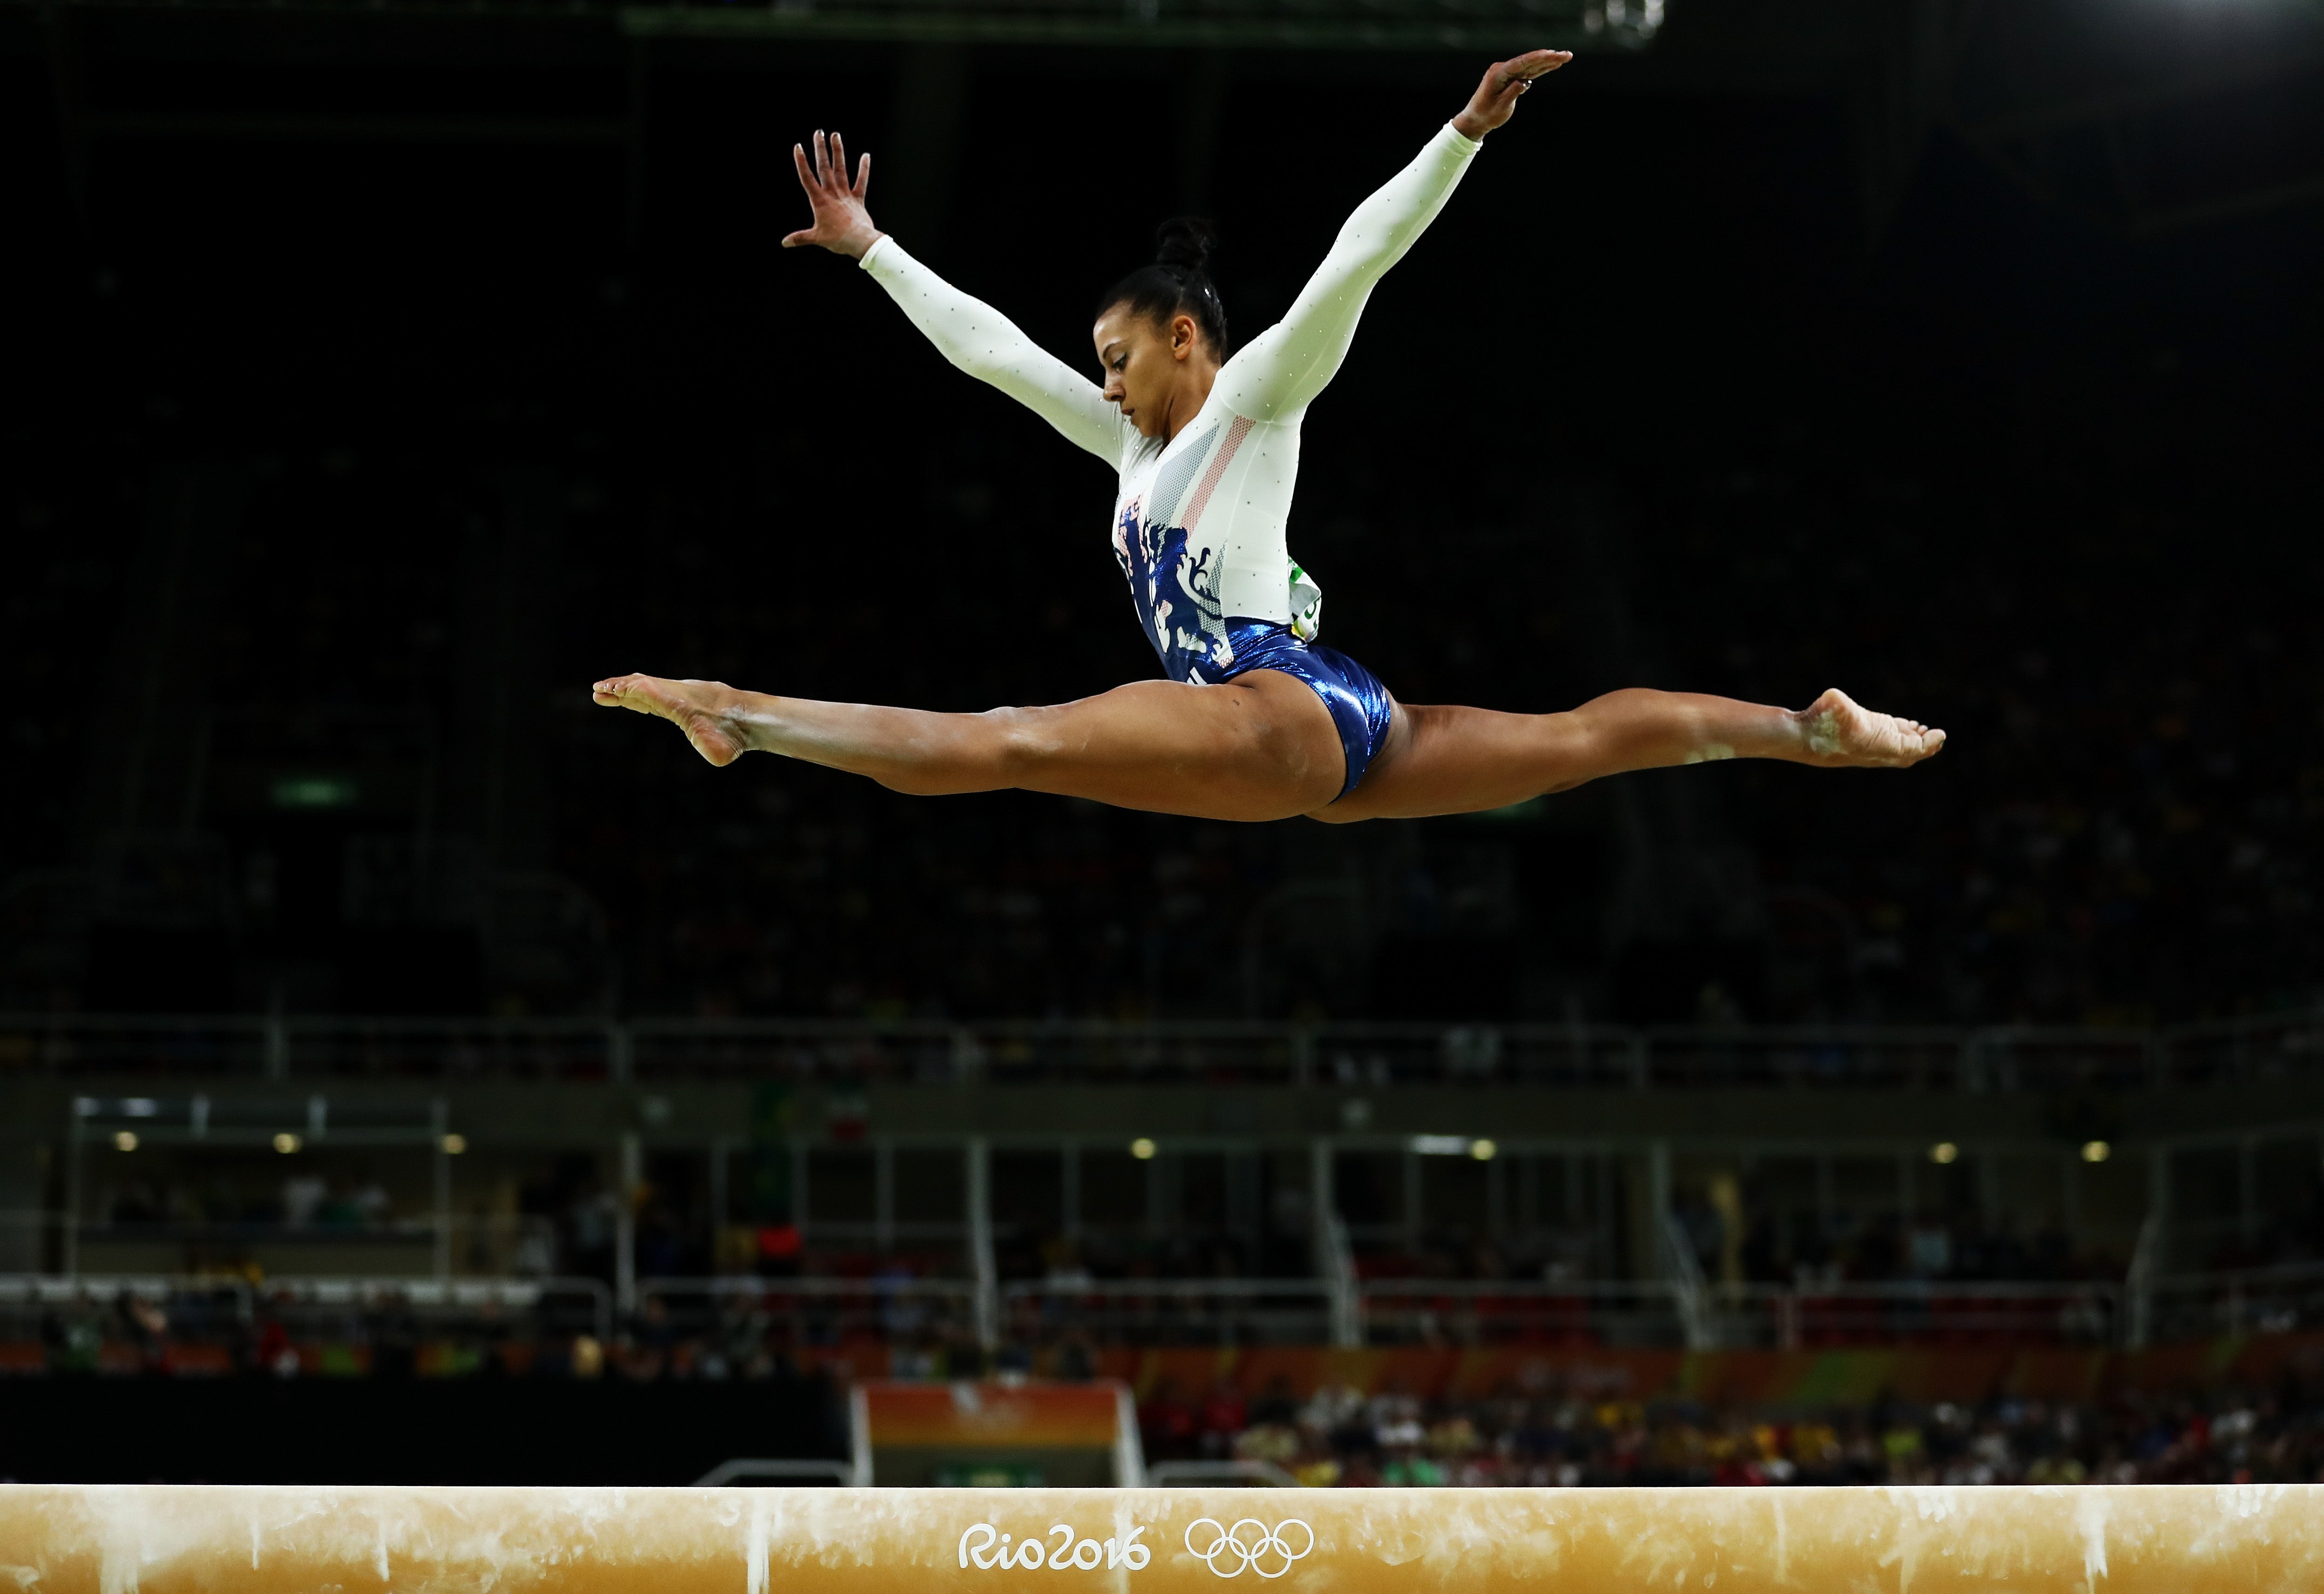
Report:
6,0,2324,1492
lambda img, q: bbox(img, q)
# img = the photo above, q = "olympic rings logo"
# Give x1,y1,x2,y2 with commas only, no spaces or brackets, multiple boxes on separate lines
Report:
1183,1519,1315,1580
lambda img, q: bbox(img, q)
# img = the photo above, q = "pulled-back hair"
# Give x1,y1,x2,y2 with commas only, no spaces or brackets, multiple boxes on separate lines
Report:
1097,217,1230,357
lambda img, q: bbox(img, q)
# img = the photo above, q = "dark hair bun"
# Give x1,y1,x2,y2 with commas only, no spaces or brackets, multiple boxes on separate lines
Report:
1098,218,1232,357
1153,217,1219,274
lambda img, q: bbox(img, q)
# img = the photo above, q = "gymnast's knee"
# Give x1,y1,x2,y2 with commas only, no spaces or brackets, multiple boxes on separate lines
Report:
977,705,1071,787
865,708,1026,796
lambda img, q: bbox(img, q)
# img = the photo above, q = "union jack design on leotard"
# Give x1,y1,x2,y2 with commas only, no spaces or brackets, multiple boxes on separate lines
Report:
1110,416,1259,683
856,118,1480,796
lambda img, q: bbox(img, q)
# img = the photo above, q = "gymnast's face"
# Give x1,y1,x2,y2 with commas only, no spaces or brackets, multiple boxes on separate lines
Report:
1094,305,1211,441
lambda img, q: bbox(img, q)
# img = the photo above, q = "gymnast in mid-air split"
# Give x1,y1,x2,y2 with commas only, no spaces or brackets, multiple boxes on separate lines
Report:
594,51,1944,822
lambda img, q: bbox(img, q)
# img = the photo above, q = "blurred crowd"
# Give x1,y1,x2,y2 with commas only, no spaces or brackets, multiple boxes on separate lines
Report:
100,1171,400,1230
1139,1379,2324,1487
18,1279,2324,1486
7,75,2321,1034
544,417,2324,1030
15,404,2316,1030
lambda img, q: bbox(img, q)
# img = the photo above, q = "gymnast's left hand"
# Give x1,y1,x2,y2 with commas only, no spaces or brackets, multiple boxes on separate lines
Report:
783,129,883,259
1451,50,1572,140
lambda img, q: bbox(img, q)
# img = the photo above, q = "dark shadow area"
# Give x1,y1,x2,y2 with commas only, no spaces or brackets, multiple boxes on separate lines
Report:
0,1375,846,1484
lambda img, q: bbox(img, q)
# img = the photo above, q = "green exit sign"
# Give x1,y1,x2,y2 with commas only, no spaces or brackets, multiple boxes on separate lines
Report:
271,776,360,810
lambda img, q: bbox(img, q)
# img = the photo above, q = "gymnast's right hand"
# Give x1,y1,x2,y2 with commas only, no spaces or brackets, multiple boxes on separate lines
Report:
1450,49,1572,140
783,129,883,259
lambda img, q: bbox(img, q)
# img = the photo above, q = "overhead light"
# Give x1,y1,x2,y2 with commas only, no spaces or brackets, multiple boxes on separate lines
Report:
2081,1140,2110,1164
1411,1135,1469,1156
1930,1142,1959,1165
1130,1138,1156,1160
113,1131,138,1153
274,1133,303,1154
1469,1139,1498,1161
442,1133,468,1155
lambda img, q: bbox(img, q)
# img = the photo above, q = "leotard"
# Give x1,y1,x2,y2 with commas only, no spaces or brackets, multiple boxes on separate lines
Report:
859,122,1481,798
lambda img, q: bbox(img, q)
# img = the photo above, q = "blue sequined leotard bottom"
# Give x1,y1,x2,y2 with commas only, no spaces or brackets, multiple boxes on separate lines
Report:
1216,619,1396,802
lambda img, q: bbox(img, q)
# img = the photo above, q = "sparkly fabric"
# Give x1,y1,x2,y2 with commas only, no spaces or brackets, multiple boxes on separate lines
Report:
1217,618,1396,802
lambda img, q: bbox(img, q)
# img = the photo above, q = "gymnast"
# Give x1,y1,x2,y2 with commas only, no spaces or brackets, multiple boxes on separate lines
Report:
593,51,1943,822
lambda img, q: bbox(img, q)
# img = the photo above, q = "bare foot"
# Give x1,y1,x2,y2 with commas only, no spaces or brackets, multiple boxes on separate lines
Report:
1796,688,1946,768
591,674,753,766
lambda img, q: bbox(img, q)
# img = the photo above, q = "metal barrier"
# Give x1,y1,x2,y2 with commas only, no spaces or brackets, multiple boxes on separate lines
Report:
639,1274,983,1346
2145,1259,2324,1343
1355,1278,2123,1350
612,0,1658,51
253,1274,613,1344
646,1273,2135,1351
18,1204,568,1288
1357,1278,1695,1349
0,1266,2310,1361
6,1008,2321,1090
1003,1278,1340,1346
0,1272,613,1356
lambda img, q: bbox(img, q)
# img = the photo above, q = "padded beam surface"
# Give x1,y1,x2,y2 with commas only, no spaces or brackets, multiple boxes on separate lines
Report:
1,1485,2319,1594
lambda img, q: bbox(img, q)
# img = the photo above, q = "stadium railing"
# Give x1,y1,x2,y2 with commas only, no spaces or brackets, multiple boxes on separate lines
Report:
619,0,1665,52
2,1263,2317,1365
639,1274,984,1346
5,1008,2319,1089
0,1271,612,1362
2145,1258,2324,1343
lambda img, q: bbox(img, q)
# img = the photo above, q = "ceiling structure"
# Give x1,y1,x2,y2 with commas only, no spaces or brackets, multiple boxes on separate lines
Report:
7,0,2322,245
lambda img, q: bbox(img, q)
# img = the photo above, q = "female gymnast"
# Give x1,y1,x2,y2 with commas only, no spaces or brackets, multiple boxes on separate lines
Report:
593,51,1943,823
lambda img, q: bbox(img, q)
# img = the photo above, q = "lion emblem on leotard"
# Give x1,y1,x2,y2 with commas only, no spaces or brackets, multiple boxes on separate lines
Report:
1115,502,1230,683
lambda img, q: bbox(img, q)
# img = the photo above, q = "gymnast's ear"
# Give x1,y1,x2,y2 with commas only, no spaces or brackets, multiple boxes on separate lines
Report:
1169,313,1203,361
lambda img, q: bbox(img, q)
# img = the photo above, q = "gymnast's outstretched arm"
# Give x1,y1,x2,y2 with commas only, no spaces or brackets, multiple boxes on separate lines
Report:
782,130,1128,464
1213,50,1569,424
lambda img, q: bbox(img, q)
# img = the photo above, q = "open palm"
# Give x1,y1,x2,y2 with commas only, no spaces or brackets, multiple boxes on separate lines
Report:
1451,49,1572,140
784,129,882,259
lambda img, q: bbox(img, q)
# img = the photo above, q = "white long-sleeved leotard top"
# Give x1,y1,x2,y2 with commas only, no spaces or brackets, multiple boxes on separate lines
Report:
860,122,1481,685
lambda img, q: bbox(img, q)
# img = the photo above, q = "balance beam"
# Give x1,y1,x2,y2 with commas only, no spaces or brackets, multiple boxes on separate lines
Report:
1,1485,2318,1593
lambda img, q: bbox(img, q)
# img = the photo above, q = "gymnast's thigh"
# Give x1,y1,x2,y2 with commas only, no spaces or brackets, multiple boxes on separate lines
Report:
994,672,1345,821
1312,699,1597,822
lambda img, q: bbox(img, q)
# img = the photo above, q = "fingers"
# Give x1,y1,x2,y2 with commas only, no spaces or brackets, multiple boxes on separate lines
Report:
1488,48,1570,100
790,129,868,237
1508,47,1572,80
1466,46,1570,131
827,130,874,202
796,129,868,197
